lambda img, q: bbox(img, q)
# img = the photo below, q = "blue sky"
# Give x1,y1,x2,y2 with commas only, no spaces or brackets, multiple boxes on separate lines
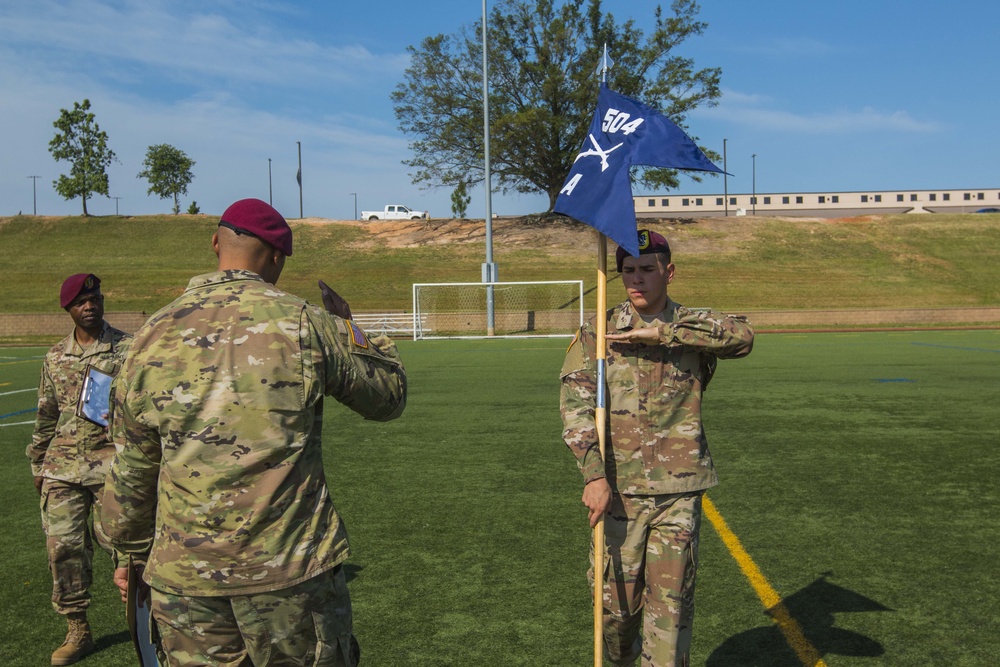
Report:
2,0,998,219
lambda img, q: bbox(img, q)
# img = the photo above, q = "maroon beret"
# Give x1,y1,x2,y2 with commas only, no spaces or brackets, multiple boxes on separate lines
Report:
616,229,671,271
219,199,293,256
60,273,101,308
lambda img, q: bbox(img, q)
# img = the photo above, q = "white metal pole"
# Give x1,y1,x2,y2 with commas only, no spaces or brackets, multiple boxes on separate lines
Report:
483,0,496,335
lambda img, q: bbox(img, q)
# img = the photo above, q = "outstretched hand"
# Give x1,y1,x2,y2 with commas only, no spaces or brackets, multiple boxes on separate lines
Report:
318,280,353,320
606,327,660,346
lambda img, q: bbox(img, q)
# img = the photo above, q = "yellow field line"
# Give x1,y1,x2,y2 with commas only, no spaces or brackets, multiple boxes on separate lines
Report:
703,495,828,667
0,359,42,367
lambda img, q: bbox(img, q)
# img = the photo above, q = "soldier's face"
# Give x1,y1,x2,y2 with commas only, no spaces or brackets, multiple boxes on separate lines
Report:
620,254,674,315
67,292,104,331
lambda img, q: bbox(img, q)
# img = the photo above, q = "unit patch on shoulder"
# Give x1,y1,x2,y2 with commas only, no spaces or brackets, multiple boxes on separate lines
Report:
348,321,369,349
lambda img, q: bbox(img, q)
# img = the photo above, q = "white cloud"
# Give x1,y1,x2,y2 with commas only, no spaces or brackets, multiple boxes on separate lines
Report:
734,37,840,58
694,88,941,134
0,0,409,91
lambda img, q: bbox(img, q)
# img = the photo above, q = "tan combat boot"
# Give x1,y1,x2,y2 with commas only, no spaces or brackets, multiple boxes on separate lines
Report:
51,612,95,666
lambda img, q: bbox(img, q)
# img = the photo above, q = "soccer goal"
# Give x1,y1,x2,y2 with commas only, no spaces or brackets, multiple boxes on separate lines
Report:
411,280,585,340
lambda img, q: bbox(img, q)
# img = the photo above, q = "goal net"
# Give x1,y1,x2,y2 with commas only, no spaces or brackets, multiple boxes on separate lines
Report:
412,281,585,340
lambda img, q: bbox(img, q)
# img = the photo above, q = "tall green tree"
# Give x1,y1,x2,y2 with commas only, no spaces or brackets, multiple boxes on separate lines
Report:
138,144,196,214
48,99,117,216
450,181,472,218
393,0,721,212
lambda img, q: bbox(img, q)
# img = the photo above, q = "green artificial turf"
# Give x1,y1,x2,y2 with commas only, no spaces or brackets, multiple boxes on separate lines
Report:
1,332,998,665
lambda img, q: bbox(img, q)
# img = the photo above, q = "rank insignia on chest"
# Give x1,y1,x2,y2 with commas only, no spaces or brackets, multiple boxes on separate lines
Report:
348,321,369,349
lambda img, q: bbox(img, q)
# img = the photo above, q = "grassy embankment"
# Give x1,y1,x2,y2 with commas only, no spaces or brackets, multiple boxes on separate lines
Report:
1,212,999,336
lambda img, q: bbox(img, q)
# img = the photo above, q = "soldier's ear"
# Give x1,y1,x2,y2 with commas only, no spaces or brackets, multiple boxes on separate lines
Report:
211,232,221,258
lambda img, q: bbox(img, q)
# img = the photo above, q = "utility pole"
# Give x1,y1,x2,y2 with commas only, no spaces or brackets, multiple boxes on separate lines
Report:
112,196,122,216
482,0,496,335
27,175,41,215
296,141,303,218
268,158,273,206
752,153,757,215
350,192,357,220
722,140,728,217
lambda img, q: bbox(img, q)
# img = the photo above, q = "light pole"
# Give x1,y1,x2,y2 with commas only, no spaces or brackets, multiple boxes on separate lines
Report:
482,0,496,336
112,196,122,216
268,158,273,206
751,153,757,216
296,142,303,218
27,175,41,215
722,140,728,217
350,193,357,220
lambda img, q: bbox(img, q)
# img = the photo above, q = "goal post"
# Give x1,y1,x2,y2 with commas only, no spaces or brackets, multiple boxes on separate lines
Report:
411,280,585,340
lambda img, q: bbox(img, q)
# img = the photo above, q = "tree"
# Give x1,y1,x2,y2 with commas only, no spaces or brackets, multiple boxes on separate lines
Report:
187,201,201,215
138,144,196,214
450,181,472,218
48,99,117,216
393,0,721,212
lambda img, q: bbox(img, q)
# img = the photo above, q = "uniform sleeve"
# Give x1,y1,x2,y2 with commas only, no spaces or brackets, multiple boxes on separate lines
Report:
26,360,58,477
100,361,160,557
559,327,606,484
308,307,407,422
659,309,755,359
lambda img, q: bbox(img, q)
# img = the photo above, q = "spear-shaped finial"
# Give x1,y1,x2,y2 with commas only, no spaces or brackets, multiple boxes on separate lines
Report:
596,43,614,83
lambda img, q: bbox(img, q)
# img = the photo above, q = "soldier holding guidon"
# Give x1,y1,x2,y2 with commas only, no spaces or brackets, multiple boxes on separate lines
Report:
28,273,131,665
560,230,754,667
102,199,407,666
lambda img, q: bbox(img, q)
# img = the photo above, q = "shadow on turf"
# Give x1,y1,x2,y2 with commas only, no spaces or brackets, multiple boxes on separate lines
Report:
707,574,892,666
94,629,132,652
343,563,363,583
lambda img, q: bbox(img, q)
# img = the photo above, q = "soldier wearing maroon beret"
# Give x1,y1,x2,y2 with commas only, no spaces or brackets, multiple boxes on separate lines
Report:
28,273,130,665
103,198,406,666
561,229,755,667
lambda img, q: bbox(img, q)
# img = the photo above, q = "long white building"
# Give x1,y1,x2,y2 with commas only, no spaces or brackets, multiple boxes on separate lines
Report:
634,187,1000,218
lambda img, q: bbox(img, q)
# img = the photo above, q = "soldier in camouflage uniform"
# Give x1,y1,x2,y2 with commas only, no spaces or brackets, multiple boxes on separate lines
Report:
28,273,131,666
101,199,407,667
560,230,754,667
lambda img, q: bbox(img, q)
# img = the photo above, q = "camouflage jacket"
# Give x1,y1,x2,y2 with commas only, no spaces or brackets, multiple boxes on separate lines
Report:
560,299,753,496
102,270,407,596
27,322,131,485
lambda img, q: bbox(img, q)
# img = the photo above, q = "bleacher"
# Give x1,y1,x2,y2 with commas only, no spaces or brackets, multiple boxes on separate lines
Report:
351,312,428,338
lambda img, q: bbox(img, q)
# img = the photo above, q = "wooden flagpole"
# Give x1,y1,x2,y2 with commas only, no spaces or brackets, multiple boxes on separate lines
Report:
593,231,608,667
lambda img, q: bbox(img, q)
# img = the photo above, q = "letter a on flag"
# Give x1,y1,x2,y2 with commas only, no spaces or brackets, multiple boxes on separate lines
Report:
554,83,723,256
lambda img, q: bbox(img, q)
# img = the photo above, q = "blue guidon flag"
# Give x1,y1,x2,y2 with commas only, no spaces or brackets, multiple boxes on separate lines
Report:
554,83,724,257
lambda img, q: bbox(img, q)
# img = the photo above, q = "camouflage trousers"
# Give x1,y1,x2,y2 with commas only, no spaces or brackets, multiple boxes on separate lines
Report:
150,564,359,667
591,491,703,667
39,478,112,615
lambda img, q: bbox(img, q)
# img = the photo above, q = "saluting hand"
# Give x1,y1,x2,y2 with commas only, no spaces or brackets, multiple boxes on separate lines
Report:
318,280,353,320
606,327,661,346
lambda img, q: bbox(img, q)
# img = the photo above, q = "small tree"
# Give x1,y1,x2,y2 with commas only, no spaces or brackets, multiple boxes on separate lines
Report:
138,144,196,214
450,181,472,218
187,201,201,214
48,99,117,216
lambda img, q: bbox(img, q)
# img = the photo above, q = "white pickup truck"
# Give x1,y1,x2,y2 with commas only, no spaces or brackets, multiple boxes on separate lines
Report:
360,204,428,221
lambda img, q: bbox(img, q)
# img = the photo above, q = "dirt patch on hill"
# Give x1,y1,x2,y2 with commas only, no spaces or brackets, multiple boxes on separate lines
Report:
297,214,769,256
